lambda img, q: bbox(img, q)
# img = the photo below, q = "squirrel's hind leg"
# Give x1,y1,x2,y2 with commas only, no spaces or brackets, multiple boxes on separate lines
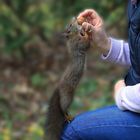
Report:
59,92,73,112
59,92,74,123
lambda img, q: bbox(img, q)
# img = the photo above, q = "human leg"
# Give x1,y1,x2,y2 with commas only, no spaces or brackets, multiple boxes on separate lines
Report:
61,105,140,140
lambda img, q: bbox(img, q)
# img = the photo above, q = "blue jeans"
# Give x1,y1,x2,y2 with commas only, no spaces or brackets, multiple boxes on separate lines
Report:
61,105,140,140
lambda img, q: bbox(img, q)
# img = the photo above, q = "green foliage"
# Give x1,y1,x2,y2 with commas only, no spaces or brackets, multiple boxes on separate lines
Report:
0,0,51,56
31,73,46,88
0,0,127,56
0,1,127,139
76,79,98,96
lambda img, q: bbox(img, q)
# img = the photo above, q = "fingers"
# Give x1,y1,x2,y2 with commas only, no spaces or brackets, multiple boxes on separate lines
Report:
82,22,94,32
82,21,102,32
77,9,97,19
93,17,103,27
77,9,103,28
77,17,85,25
77,9,97,25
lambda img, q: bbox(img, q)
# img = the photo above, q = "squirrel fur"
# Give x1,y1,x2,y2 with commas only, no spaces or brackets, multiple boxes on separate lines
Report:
45,18,90,140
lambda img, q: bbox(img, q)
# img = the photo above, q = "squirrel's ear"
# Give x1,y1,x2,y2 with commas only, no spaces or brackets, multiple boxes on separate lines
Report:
72,17,76,22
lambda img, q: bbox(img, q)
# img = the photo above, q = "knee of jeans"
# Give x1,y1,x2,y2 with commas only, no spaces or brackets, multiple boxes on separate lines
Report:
61,119,80,140
61,111,94,139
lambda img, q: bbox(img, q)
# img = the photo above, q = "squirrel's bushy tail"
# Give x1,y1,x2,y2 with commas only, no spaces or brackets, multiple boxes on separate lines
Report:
45,89,65,140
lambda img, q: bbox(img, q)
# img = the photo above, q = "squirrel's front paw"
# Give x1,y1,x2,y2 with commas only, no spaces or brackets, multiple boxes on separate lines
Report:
64,113,73,123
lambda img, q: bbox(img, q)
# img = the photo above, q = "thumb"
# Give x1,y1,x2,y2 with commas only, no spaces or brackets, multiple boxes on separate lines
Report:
82,22,94,33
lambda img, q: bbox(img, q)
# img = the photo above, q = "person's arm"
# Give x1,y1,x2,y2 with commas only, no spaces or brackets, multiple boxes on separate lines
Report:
101,38,131,67
115,83,140,113
77,10,131,67
77,9,112,56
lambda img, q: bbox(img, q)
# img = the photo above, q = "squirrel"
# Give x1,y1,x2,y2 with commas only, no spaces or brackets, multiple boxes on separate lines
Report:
45,17,90,140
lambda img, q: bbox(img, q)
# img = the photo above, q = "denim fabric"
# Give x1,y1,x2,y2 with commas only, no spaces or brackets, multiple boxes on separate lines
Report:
61,105,140,140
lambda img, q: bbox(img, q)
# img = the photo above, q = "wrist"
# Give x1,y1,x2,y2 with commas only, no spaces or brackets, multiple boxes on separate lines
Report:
95,29,111,54
101,37,111,56
90,29,111,55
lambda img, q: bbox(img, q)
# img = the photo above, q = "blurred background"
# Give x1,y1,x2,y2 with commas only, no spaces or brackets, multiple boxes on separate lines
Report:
0,0,129,139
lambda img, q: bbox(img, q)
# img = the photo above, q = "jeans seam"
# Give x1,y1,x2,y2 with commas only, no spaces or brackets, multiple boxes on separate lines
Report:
76,124,140,132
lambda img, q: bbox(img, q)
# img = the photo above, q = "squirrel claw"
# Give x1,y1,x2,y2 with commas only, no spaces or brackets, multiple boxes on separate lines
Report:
64,113,73,123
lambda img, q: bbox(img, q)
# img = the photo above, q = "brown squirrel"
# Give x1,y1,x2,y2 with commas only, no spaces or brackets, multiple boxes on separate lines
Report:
45,18,90,140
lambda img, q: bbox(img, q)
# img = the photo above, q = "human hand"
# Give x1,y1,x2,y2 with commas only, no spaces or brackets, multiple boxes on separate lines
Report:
77,9,111,55
114,79,126,97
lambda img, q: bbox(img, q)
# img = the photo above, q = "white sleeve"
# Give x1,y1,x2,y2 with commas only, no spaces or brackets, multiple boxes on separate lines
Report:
115,83,140,113
101,38,131,67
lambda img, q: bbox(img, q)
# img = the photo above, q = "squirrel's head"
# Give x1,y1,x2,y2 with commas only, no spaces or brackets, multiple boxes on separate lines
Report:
64,17,90,55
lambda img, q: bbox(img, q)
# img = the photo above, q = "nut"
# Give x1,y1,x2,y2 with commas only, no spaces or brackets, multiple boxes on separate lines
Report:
77,17,85,25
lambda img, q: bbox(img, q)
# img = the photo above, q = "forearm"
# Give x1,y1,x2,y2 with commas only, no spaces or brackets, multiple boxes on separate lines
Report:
115,84,140,113
101,38,131,67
